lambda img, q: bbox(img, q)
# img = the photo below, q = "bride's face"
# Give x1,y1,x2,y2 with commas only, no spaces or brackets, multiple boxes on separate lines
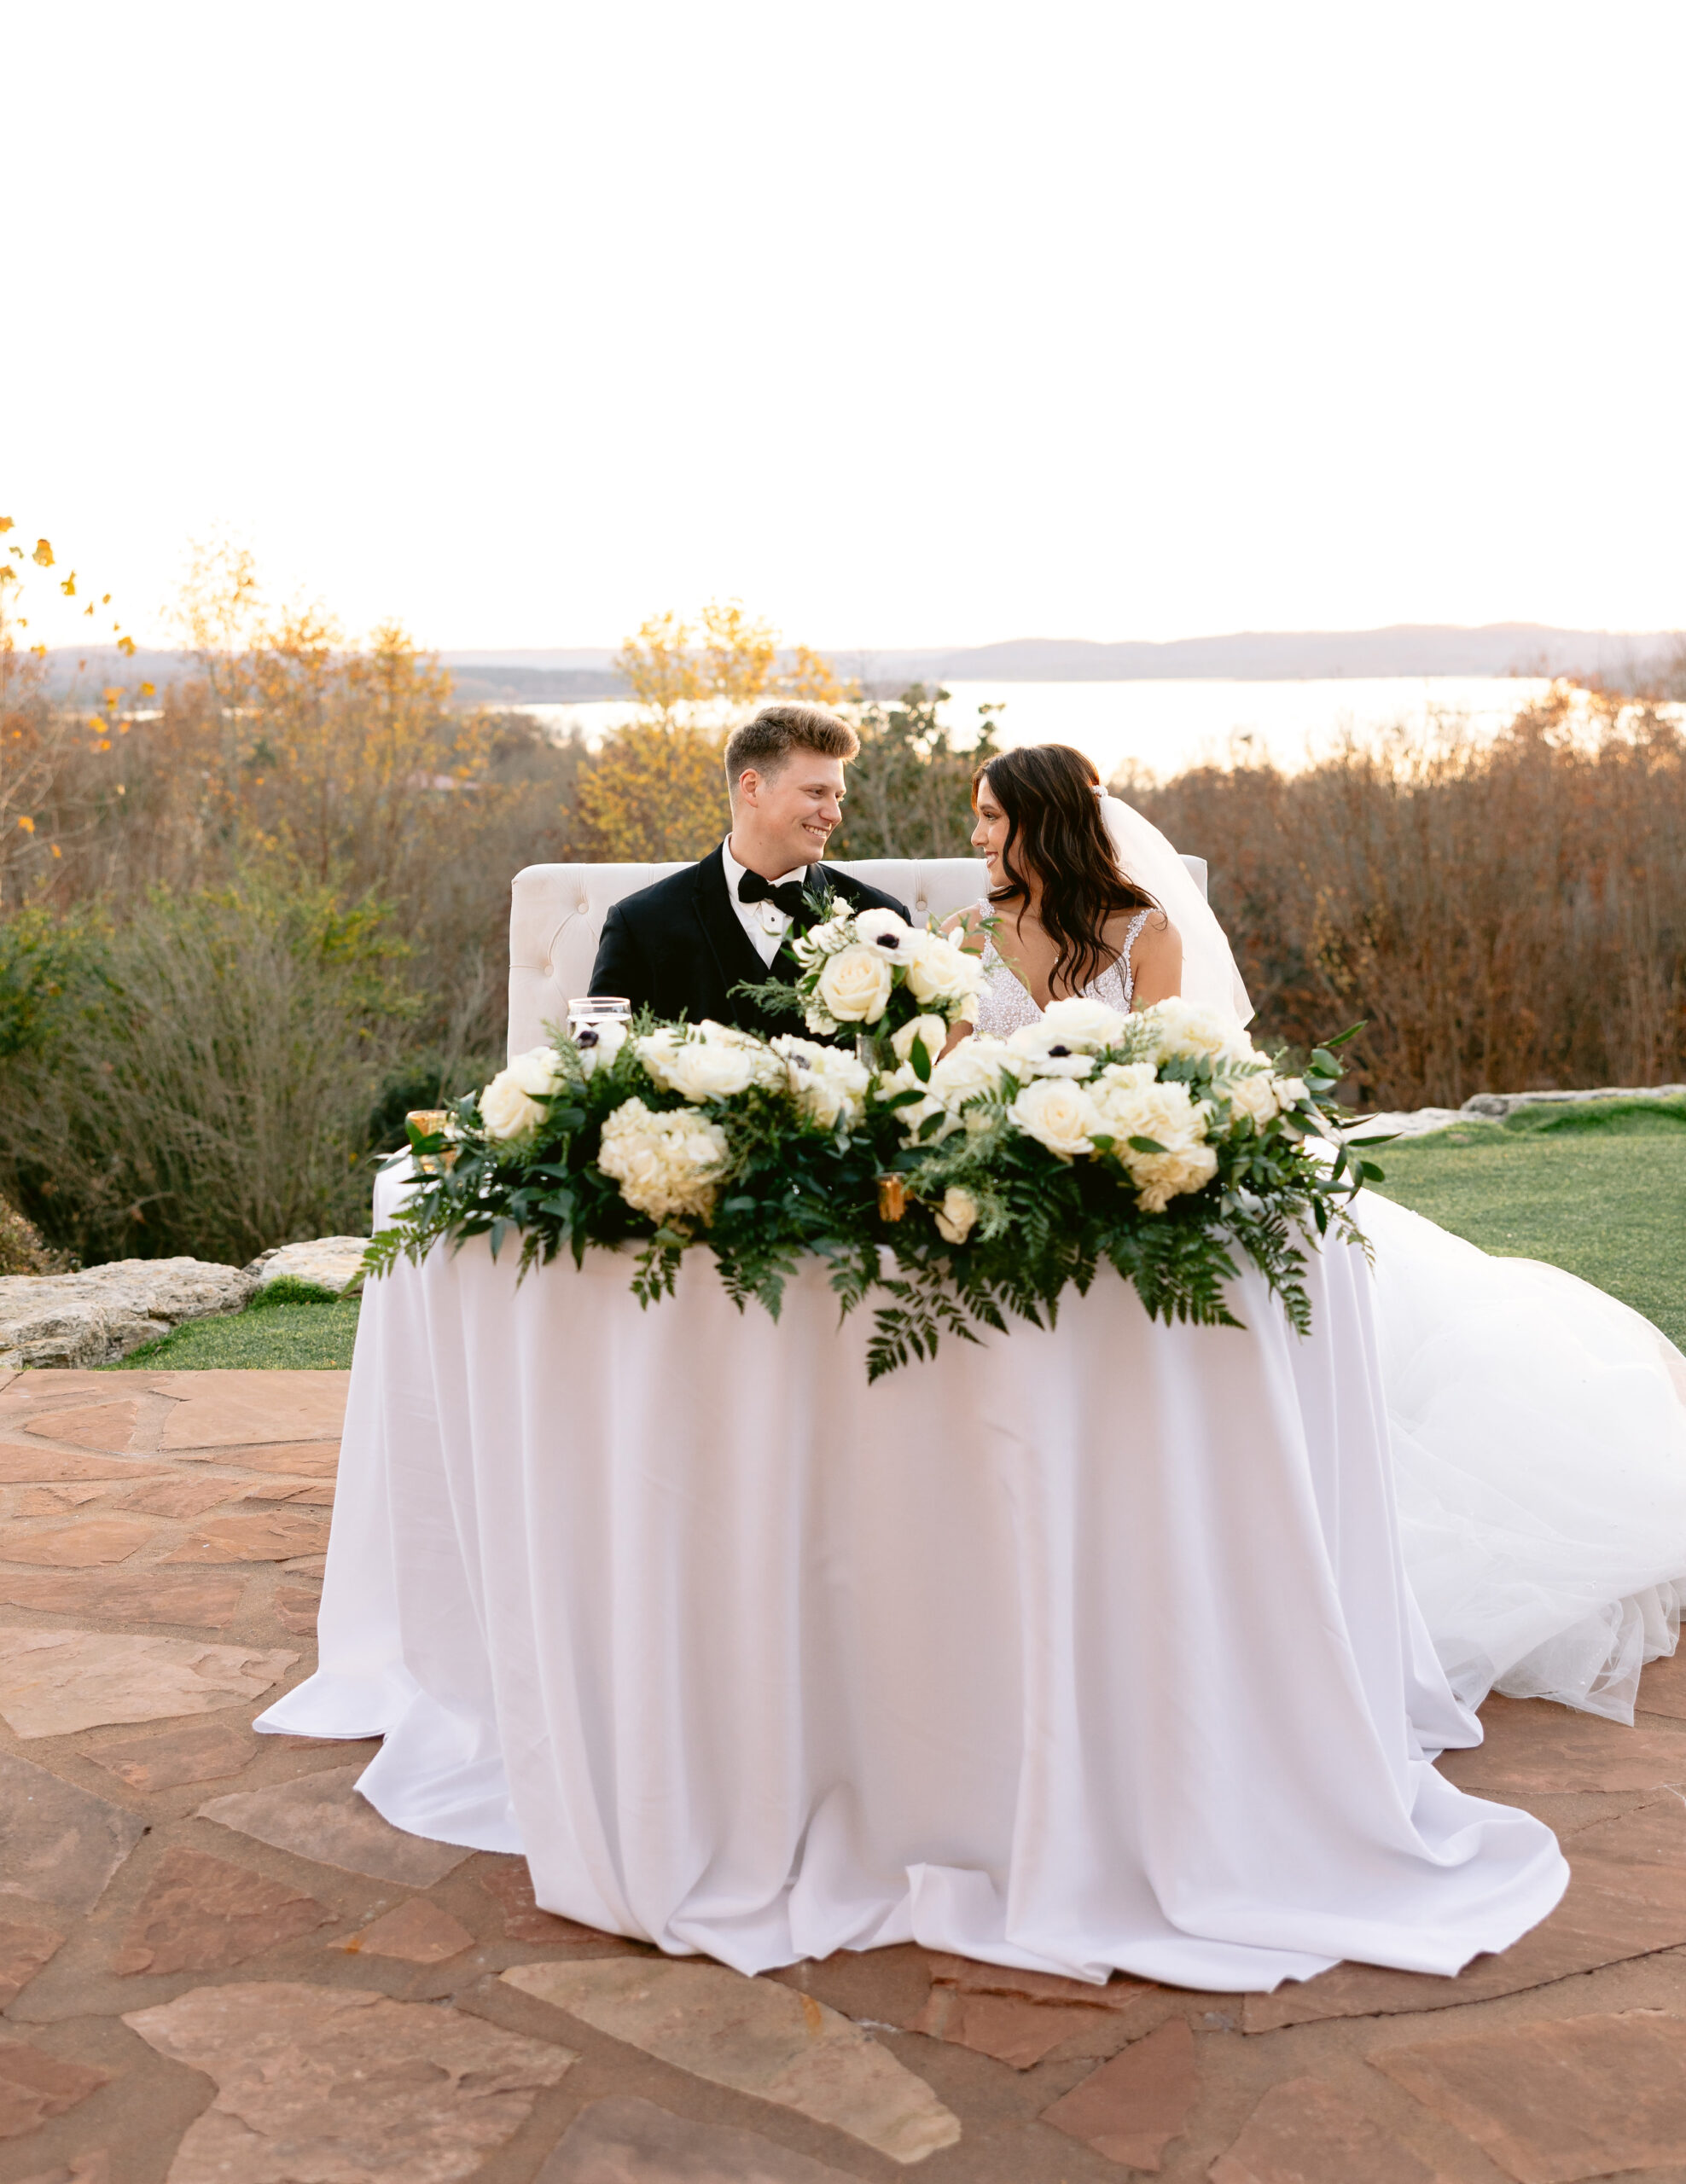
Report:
971,779,1010,880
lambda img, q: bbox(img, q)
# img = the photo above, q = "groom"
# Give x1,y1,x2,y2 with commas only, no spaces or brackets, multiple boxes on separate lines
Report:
588,703,911,1041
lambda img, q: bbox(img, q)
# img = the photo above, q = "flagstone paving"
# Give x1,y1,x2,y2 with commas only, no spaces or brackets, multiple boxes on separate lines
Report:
4,1365,1686,2182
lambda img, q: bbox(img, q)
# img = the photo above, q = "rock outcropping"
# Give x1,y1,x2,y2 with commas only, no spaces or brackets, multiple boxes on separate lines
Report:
0,1234,375,1371
244,1239,370,1298
0,1258,257,1370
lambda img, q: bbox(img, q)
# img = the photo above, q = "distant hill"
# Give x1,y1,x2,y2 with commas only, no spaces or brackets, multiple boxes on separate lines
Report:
834,625,1683,687
40,624,1682,702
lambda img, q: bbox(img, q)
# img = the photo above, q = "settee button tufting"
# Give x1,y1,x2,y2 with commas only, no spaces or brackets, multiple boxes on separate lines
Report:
577,898,588,913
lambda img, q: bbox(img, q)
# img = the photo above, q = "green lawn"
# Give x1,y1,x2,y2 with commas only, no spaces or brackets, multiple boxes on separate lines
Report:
105,1279,362,1370
1368,1097,1686,1349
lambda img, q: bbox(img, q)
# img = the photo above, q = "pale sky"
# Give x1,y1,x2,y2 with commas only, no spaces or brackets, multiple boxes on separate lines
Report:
6,2,1683,653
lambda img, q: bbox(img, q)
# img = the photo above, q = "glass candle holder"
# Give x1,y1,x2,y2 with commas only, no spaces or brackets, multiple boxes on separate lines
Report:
567,996,631,1042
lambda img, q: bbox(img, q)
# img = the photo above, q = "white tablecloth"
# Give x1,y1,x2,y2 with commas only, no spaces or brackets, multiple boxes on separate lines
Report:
259,1165,1566,1992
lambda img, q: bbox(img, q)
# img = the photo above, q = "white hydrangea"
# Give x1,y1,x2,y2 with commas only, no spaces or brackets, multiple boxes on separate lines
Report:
1090,1075,1218,1212
596,1098,730,1224
1009,1076,1102,1159
772,1035,871,1127
480,1046,565,1141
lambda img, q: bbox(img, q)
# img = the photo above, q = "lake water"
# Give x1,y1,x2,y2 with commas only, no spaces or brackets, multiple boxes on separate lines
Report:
516,676,1559,781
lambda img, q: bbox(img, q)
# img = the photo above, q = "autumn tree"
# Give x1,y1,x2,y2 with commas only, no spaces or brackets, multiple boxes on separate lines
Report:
829,685,1005,859
0,515,142,904
574,600,853,860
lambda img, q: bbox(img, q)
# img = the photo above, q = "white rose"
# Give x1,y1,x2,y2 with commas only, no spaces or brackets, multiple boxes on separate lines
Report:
636,1025,778,1101
1274,1075,1310,1108
480,1047,564,1141
892,1014,948,1067
572,1018,626,1072
928,1036,1015,1108
933,1187,980,1245
1037,996,1131,1050
817,942,895,1024
663,1041,762,1101
773,1034,870,1126
875,1062,948,1137
1009,1076,1102,1159
1140,996,1251,1066
853,906,916,957
904,931,987,1009
1220,1066,1282,1127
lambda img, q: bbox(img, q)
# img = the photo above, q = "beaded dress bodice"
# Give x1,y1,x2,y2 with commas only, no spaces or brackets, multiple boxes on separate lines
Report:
972,905,1151,1041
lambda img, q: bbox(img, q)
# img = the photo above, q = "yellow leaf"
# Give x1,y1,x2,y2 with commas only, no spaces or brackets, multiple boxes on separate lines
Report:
0,515,12,532
32,537,53,567
60,571,77,596
117,634,136,657
16,815,34,832
138,682,155,697
50,844,61,858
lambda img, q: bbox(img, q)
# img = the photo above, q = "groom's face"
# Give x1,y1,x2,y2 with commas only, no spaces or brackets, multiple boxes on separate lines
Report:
735,751,846,874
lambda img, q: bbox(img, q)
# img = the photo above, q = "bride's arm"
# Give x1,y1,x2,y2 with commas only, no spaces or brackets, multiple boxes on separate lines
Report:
939,909,987,1053
1129,914,1183,1010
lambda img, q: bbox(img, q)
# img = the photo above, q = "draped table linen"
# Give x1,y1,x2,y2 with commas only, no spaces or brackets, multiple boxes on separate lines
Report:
259,1163,1566,1992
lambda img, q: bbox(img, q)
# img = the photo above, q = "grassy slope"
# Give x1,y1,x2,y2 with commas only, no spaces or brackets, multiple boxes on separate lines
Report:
106,1285,362,1369
1369,1098,1686,1348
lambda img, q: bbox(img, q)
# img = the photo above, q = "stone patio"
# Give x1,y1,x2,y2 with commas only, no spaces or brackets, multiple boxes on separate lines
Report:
3,1366,1685,2183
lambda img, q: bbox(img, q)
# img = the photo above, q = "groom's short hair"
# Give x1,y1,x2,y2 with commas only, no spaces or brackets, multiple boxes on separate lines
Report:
724,705,860,807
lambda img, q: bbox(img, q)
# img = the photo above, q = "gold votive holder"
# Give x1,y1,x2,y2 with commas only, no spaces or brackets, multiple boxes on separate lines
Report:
876,1175,907,1222
406,1108,456,1175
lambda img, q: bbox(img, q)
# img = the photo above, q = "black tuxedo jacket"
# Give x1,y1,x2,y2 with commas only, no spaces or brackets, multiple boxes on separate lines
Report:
588,845,911,1041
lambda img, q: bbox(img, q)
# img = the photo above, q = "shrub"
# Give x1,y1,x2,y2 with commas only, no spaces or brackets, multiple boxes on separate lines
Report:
0,885,413,1265
1131,690,1686,1110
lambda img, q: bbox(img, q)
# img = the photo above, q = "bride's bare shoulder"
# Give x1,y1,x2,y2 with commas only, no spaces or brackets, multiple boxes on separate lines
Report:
1128,909,1183,1008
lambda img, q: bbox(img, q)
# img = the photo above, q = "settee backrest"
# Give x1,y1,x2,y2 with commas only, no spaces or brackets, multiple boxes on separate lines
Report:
507,853,1208,1059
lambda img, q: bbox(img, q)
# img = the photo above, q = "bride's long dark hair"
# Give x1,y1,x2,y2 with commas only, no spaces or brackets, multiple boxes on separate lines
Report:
973,744,1159,992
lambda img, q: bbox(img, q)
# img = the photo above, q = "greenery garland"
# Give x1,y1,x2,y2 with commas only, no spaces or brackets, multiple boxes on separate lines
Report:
363,979,1377,1380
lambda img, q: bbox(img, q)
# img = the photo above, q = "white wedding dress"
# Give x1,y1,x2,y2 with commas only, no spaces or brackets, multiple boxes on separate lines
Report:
980,827,1686,1726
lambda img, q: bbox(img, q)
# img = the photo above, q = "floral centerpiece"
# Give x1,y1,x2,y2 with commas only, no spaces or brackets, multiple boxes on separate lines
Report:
733,899,988,1066
367,993,1377,1380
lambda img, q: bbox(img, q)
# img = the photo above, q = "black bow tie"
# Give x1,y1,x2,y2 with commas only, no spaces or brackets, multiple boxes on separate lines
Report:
737,870,811,921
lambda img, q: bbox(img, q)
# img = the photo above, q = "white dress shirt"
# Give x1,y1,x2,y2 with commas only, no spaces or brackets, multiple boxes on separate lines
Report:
720,836,808,967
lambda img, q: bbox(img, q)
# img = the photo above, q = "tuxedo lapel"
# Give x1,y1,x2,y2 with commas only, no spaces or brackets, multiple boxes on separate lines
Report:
689,845,769,1001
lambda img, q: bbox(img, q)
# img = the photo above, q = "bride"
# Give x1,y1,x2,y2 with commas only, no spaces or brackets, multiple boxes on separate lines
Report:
949,741,1686,1726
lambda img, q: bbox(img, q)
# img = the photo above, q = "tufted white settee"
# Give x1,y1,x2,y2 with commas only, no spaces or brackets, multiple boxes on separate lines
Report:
507,855,1209,1059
